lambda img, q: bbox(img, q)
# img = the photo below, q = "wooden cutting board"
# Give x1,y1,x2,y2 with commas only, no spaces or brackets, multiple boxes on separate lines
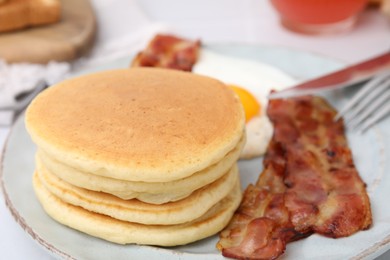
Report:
0,0,96,64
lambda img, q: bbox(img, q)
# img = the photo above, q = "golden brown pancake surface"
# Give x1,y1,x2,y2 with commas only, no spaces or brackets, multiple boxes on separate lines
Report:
26,68,245,182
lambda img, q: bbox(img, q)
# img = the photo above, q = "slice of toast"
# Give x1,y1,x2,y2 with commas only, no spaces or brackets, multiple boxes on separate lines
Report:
369,0,390,17
0,0,61,33
383,0,390,16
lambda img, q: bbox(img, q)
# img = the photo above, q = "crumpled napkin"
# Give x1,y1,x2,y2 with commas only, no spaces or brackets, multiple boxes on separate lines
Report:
0,61,70,125
0,0,171,126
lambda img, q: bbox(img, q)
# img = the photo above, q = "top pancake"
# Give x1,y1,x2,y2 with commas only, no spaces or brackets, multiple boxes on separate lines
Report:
26,68,245,182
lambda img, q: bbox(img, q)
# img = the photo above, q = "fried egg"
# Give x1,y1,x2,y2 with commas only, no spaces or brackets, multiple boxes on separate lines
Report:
193,50,295,159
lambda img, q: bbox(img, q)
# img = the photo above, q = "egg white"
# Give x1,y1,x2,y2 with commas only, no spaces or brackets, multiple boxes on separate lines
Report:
193,49,295,159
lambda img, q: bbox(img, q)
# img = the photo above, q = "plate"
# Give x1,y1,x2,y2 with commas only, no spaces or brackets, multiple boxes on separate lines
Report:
1,45,390,260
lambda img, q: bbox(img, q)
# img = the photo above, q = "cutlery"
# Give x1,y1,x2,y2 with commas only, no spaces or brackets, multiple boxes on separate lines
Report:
335,71,390,132
268,51,390,99
0,80,47,112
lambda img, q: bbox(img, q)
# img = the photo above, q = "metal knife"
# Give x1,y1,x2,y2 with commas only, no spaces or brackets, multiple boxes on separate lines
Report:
268,51,390,99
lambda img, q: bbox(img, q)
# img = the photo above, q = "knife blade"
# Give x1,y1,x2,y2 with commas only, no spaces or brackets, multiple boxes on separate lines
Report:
268,51,390,99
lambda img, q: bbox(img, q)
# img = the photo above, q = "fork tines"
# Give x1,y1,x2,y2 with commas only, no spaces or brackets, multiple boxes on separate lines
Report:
335,71,390,133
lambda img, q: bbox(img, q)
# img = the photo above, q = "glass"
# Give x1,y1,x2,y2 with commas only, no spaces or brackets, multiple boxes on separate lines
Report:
271,0,368,34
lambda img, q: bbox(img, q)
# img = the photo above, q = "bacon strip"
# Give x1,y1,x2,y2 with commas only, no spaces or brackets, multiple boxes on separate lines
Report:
130,34,201,71
218,96,372,259
218,139,310,259
269,96,372,236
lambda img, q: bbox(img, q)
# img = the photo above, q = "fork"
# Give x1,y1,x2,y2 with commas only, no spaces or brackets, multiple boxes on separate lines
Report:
335,71,390,133
0,80,47,112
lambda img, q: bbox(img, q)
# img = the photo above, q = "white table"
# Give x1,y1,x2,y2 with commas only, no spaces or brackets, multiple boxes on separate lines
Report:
1,0,390,259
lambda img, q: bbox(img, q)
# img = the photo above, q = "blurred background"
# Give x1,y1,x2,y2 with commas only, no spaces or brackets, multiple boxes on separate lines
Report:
135,0,389,62
0,0,389,259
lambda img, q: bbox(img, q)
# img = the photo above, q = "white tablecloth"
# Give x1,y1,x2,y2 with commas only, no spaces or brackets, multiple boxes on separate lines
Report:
1,0,389,259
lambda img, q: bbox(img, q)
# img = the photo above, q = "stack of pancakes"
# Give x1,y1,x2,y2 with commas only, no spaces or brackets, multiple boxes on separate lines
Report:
26,68,246,246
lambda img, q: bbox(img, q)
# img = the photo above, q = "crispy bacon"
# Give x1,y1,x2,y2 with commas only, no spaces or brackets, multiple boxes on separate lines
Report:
269,97,372,237
218,96,372,259
130,34,201,71
218,140,310,260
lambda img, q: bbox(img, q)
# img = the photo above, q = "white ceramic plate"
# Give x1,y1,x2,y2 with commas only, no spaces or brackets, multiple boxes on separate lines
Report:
1,45,390,260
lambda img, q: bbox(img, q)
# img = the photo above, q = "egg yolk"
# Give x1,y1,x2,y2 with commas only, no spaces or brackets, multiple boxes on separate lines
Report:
229,85,261,122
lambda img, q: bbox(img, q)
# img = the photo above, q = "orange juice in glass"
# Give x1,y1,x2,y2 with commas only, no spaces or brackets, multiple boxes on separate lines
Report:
271,0,368,34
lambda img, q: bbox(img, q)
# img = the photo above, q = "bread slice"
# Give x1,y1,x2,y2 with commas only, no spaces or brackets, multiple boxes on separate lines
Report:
383,0,390,16
369,0,390,16
0,0,61,33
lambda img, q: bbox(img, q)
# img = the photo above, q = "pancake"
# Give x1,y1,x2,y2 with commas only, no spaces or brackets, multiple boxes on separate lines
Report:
37,158,239,225
37,134,245,203
33,172,242,246
26,68,245,182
